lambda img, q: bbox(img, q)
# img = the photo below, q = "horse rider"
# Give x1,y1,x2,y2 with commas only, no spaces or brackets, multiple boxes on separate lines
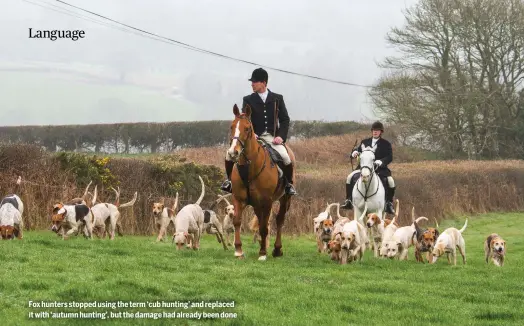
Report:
340,121,396,214
221,67,297,196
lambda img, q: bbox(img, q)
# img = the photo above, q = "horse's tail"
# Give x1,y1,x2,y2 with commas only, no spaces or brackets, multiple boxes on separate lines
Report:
195,175,205,206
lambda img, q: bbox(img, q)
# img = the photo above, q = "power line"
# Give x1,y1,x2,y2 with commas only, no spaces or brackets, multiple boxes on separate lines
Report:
20,0,207,53
41,0,373,88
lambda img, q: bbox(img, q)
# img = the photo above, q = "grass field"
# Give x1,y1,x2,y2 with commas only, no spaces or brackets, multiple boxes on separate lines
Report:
1,213,523,325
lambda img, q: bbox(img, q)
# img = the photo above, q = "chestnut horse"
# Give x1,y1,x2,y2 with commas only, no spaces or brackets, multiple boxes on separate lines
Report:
227,104,295,260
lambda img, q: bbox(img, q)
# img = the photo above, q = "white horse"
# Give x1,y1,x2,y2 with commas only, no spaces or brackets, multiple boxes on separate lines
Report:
352,144,385,224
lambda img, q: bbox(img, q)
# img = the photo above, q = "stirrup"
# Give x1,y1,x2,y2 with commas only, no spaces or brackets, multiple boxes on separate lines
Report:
221,180,232,193
340,199,353,210
285,183,297,195
385,202,395,214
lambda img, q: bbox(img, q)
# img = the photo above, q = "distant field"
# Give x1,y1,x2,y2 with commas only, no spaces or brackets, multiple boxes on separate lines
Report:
1,213,523,325
0,71,201,125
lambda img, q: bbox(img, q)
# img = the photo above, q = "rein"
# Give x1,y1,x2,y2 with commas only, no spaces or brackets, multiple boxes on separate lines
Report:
357,149,380,201
230,116,269,202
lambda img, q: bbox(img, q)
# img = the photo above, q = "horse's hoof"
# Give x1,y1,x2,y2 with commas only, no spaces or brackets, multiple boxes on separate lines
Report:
258,255,267,261
272,248,283,257
234,252,245,259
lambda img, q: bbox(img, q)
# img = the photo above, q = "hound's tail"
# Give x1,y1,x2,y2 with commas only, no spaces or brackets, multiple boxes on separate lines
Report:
415,217,428,224
91,185,98,207
195,175,205,206
434,217,439,229
119,192,138,208
172,192,179,213
211,193,232,210
459,218,468,233
325,202,340,220
388,200,400,226
356,201,368,221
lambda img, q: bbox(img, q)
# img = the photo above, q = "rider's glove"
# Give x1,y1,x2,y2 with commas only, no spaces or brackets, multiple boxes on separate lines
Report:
374,160,383,167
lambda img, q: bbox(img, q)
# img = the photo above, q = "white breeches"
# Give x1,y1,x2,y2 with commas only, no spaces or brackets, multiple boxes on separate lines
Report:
346,169,395,188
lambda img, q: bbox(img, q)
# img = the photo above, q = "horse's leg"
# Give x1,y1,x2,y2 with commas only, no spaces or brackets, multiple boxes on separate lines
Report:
273,196,290,257
232,199,246,258
254,204,271,261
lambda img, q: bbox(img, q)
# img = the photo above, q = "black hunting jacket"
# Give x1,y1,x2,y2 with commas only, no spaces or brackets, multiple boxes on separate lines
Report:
354,137,393,177
241,90,291,142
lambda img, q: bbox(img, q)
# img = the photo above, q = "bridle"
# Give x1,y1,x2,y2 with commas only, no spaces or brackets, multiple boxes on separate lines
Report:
229,115,267,183
357,148,379,200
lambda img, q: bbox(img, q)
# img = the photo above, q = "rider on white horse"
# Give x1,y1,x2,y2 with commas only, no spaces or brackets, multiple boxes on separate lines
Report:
340,121,396,215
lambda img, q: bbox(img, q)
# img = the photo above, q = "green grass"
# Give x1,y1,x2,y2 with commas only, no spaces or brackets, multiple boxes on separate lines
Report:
1,213,523,325
0,71,201,125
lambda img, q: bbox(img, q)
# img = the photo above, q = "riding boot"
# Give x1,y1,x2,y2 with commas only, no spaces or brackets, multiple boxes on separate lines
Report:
385,186,396,214
220,160,235,193
282,164,297,196
340,177,356,210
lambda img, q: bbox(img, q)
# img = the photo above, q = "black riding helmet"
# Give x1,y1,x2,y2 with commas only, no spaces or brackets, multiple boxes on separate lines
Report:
371,121,384,132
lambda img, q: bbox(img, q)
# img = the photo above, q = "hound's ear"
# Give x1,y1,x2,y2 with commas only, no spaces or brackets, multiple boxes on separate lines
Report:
233,104,240,117
244,104,252,118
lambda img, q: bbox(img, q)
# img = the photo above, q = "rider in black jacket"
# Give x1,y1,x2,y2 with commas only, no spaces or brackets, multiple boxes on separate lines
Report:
340,121,396,214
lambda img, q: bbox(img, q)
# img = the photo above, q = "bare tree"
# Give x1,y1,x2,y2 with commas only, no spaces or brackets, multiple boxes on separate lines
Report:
369,0,524,159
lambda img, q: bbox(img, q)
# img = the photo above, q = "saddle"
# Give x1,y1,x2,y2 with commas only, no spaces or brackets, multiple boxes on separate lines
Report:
257,138,285,177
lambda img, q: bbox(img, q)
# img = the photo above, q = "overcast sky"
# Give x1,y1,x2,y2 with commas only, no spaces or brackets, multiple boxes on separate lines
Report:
1,0,418,125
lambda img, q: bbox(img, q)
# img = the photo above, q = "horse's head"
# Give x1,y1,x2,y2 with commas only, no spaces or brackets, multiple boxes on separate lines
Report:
227,104,254,161
359,144,377,183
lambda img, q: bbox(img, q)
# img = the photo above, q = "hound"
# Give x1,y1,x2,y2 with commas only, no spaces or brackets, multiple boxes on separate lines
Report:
363,199,399,257
202,209,228,251
313,203,332,234
91,186,137,240
172,176,206,250
0,199,23,240
318,218,334,253
51,203,94,240
214,194,235,247
379,210,400,258
382,216,428,260
413,209,440,263
334,208,368,264
313,202,340,252
152,193,179,242
484,233,506,267
327,207,351,262
431,218,468,265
